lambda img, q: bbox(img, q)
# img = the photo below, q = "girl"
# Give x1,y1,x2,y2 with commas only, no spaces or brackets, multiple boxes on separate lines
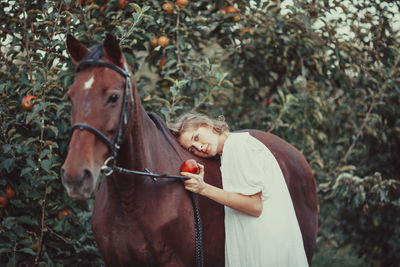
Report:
169,113,308,267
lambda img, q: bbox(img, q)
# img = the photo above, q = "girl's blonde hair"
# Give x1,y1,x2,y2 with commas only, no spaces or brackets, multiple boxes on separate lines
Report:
169,113,229,138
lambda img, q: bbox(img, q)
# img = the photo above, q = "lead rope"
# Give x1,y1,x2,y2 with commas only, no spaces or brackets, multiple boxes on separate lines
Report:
190,192,204,267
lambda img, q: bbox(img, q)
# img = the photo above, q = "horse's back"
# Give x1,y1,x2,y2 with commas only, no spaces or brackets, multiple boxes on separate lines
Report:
249,130,318,265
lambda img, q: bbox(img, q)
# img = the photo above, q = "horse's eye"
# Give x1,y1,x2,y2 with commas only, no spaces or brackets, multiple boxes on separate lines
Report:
107,93,120,104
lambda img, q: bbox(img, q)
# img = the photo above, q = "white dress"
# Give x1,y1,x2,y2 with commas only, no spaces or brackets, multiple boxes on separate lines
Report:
221,132,308,267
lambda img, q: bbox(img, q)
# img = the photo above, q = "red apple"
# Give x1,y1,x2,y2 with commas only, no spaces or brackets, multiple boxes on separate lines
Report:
158,36,170,47
0,196,8,208
159,57,166,68
100,4,107,13
150,37,159,47
162,2,174,14
119,0,129,9
21,94,37,111
225,6,238,14
5,185,15,199
180,159,200,174
58,209,71,220
176,0,188,9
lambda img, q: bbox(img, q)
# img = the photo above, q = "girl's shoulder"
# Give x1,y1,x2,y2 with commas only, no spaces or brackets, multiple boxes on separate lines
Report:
224,132,249,148
225,132,265,153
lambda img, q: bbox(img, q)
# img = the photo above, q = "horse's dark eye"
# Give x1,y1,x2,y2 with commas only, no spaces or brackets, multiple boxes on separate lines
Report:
107,94,119,104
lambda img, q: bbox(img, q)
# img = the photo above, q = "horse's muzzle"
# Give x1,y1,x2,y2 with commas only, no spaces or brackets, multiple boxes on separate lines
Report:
60,166,95,199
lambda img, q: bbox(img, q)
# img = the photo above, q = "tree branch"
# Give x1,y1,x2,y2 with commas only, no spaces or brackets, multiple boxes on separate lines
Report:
22,3,34,89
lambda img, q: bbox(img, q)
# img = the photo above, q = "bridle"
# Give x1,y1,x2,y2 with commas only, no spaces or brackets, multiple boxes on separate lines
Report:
70,57,204,267
71,59,134,175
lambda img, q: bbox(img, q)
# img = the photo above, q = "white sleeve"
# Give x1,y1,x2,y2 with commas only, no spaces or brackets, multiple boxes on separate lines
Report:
221,134,269,200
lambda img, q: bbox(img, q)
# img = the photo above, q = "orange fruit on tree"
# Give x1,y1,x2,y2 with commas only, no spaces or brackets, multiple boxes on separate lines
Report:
150,37,159,47
240,27,254,36
5,185,15,199
158,36,170,47
225,6,239,14
162,2,174,14
119,0,129,9
100,4,107,13
0,196,8,208
176,0,188,9
21,94,37,111
159,57,166,68
58,209,71,220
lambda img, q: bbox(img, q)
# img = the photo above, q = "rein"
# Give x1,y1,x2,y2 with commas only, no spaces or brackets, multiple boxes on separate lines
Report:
71,58,204,267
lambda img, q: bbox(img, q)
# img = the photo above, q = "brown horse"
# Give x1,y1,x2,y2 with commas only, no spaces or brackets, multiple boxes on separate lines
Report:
61,34,318,266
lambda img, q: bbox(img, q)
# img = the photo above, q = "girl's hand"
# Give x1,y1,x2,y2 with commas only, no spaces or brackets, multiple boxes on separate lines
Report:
181,164,206,194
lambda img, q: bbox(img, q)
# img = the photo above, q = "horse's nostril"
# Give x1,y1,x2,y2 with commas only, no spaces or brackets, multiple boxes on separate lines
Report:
60,167,65,178
83,168,92,180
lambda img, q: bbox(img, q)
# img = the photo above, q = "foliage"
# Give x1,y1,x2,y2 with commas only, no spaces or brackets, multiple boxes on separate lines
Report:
0,0,399,266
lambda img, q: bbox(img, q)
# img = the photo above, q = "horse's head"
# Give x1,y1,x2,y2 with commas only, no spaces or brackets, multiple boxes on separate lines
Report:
61,34,134,199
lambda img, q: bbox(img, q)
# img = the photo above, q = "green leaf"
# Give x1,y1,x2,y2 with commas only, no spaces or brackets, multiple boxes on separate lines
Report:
21,167,33,178
0,247,11,254
17,216,39,226
38,175,57,182
26,158,37,169
0,158,15,172
40,149,52,159
46,185,52,194
19,247,36,255
2,217,16,229
40,159,52,172
2,144,11,154
13,224,28,237
10,199,25,208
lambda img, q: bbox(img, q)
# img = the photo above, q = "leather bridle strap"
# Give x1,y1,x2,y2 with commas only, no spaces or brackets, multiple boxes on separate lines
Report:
75,59,131,77
71,123,113,151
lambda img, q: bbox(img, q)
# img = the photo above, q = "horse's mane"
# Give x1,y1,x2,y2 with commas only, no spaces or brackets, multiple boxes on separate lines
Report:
147,112,183,154
147,112,170,134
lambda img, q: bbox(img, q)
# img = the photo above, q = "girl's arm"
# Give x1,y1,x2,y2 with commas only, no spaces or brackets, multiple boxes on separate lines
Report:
181,164,262,217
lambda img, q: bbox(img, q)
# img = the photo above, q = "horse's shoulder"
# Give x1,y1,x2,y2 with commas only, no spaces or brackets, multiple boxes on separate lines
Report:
235,129,306,165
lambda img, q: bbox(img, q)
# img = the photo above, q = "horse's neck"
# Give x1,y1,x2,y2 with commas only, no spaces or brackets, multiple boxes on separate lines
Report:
112,101,183,198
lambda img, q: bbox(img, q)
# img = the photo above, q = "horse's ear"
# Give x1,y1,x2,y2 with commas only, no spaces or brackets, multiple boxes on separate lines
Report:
66,34,88,64
103,33,122,65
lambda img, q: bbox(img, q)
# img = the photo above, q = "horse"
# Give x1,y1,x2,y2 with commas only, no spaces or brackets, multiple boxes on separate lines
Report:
61,33,318,266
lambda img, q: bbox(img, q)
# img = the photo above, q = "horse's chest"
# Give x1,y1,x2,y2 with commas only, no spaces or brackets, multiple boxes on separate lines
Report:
92,209,155,264
91,186,193,266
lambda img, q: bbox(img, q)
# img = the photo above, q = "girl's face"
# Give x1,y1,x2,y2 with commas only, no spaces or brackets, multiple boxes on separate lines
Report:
178,126,226,158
